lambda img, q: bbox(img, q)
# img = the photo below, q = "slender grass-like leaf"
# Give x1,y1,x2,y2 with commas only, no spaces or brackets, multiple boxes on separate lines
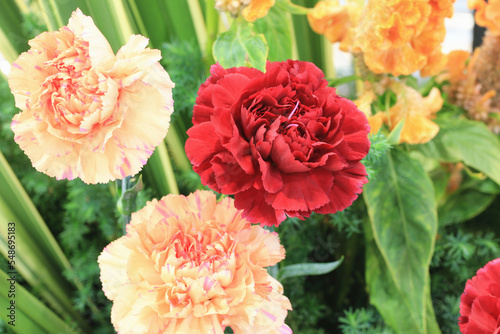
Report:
144,142,180,196
187,0,207,52
37,0,64,31
0,1,29,62
204,0,218,70
290,0,325,71
0,269,79,333
0,152,89,330
278,257,344,281
166,126,192,173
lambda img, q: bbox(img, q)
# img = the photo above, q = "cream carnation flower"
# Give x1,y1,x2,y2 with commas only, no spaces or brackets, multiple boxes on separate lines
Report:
9,9,174,183
98,190,292,334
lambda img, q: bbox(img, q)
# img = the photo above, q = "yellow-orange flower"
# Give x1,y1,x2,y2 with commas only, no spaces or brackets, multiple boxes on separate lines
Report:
9,9,174,184
98,190,292,334
243,0,275,22
215,0,275,22
468,0,500,35
348,0,455,76
443,50,470,83
387,82,443,144
353,89,384,135
307,0,360,44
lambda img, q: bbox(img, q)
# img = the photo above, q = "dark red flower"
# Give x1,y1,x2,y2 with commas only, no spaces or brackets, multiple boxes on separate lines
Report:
459,258,500,334
185,60,370,226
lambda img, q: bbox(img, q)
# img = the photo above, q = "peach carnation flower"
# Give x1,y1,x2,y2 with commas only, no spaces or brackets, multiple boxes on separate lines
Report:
9,9,174,184
98,190,292,334
347,0,455,76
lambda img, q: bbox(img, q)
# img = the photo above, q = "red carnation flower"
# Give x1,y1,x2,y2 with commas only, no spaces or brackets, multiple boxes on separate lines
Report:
459,258,500,334
185,60,370,226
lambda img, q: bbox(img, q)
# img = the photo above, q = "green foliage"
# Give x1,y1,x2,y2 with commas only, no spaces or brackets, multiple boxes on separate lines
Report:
338,308,393,334
160,40,205,130
438,178,496,226
213,18,268,72
431,225,500,333
362,132,392,179
254,5,293,62
278,257,343,281
418,118,500,185
363,149,439,333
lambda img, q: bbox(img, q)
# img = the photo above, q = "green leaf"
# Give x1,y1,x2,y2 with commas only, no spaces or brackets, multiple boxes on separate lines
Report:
254,5,292,62
143,142,179,196
213,19,268,72
278,257,343,281
275,0,311,15
363,149,440,334
0,269,78,333
418,118,500,185
328,75,359,87
386,119,405,145
438,180,496,226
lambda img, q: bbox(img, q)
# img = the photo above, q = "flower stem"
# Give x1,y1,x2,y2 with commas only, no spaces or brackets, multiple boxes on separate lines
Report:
116,175,143,234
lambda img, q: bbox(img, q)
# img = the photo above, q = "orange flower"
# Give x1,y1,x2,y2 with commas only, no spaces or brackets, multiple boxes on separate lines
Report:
348,0,455,76
215,0,275,22
243,0,275,22
468,0,500,35
353,89,384,135
443,50,471,83
98,190,292,334
9,9,174,184
307,0,354,43
386,82,443,144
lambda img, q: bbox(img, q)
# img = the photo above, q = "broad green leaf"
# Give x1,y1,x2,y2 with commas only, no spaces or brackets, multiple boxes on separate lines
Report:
418,118,500,186
213,19,268,72
0,269,78,333
438,180,496,226
278,257,343,281
363,149,439,334
254,5,292,62
386,119,405,145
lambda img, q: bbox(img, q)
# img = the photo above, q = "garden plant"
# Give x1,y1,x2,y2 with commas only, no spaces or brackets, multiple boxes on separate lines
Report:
0,0,500,333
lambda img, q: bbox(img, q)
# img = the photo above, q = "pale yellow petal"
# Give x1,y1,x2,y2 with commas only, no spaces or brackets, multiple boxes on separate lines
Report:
67,8,115,70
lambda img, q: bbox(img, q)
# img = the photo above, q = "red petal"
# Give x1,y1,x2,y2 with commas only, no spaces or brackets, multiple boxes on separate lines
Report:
234,188,286,226
186,123,224,166
315,163,368,214
264,170,333,211
465,295,500,334
258,159,283,193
